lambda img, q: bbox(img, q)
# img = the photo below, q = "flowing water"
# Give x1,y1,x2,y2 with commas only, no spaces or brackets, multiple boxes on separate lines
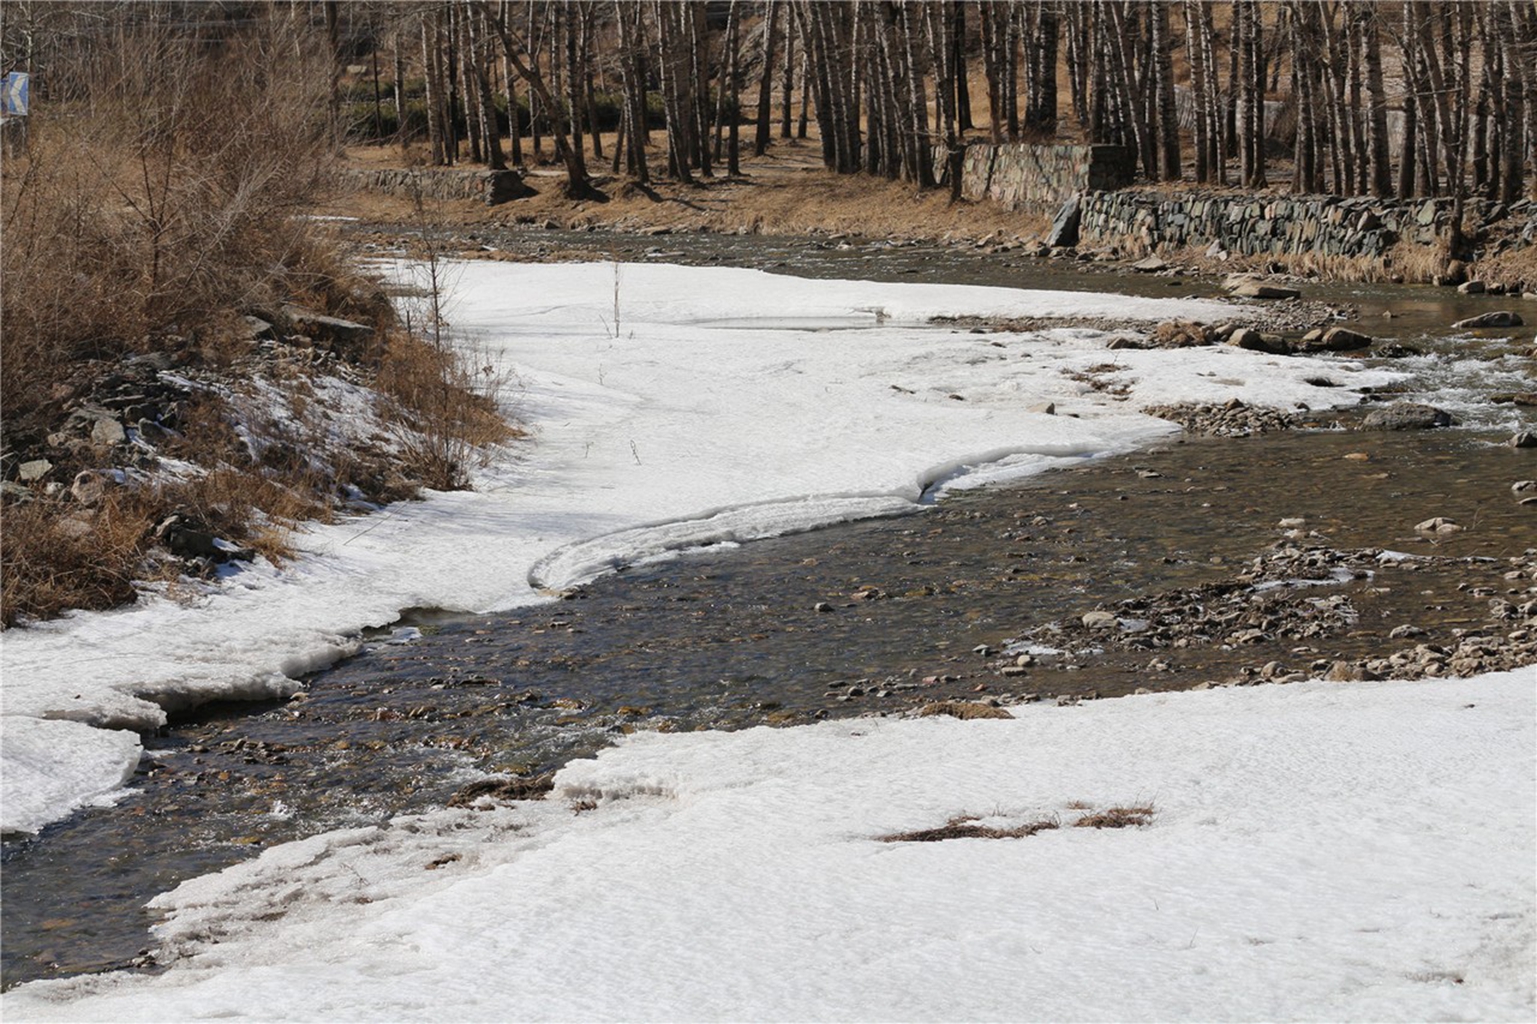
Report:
3,231,1533,989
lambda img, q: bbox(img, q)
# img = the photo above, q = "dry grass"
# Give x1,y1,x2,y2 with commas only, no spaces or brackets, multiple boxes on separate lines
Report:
328,138,1052,245
0,492,164,624
1073,804,1157,829
916,700,1014,720
880,814,1061,843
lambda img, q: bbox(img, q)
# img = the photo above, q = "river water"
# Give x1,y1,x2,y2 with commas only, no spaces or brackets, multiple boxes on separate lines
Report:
2,232,1533,989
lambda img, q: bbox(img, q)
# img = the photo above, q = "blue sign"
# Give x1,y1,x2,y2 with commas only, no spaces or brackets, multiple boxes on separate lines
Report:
2,72,29,116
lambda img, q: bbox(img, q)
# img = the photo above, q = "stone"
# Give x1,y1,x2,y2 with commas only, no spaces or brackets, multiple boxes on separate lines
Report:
1228,327,1284,354
241,315,275,340
282,305,374,348
1081,610,1118,630
1513,481,1537,494
1028,402,1056,415
1456,280,1486,295
1149,319,1213,347
1510,432,1537,449
1132,255,1168,273
1414,516,1463,535
1322,326,1373,350
1389,624,1427,640
1323,660,1372,682
70,470,116,505
1359,403,1455,430
1223,275,1301,300
1046,195,1082,248
1452,311,1524,329
17,459,52,482
91,416,126,446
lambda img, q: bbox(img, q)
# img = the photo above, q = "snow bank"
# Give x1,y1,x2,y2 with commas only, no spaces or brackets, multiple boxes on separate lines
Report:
0,262,1403,833
6,670,1531,1021
0,718,142,836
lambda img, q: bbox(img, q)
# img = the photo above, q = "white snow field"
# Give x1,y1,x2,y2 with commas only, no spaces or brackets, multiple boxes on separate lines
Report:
4,670,1532,1022
2,261,1403,835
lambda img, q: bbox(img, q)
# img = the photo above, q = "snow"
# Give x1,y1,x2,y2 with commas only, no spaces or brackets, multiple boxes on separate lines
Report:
1,261,1404,835
0,717,142,835
4,670,1531,1021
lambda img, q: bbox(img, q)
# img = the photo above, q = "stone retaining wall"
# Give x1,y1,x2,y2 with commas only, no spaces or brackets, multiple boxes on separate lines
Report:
937,143,1136,211
1077,191,1536,258
346,168,535,206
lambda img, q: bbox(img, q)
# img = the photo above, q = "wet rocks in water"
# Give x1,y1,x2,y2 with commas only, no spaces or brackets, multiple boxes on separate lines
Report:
1508,432,1537,449
446,773,555,807
1294,326,1373,353
1414,516,1463,535
1143,400,1295,438
1358,403,1455,431
1081,610,1119,630
1452,311,1525,330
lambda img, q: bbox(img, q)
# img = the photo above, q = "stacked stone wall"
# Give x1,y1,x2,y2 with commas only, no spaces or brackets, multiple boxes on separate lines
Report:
1077,191,1536,258
937,143,1135,211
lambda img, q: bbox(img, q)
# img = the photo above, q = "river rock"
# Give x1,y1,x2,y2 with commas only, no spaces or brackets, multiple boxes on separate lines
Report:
1452,311,1525,329
1149,319,1213,347
1414,516,1463,535
1224,275,1301,300
1132,255,1169,273
1081,610,1118,630
1456,280,1486,295
1510,432,1537,449
1227,327,1284,354
1359,403,1455,430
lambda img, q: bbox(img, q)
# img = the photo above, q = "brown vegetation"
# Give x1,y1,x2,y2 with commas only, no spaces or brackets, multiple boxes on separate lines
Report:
0,9,516,627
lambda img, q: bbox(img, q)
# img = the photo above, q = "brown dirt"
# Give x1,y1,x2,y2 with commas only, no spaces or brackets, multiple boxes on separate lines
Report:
328,138,1050,244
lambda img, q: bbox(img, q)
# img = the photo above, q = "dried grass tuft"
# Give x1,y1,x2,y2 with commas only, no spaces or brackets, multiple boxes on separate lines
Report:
1073,804,1156,829
880,814,1061,843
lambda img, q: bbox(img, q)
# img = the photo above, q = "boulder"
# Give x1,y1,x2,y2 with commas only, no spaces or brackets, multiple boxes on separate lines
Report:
1149,319,1213,348
1132,255,1169,273
1082,610,1118,630
1359,403,1455,430
1414,516,1462,535
1510,432,1537,449
1456,280,1486,295
1452,311,1525,329
1046,195,1082,248
1223,275,1301,300
1228,327,1287,354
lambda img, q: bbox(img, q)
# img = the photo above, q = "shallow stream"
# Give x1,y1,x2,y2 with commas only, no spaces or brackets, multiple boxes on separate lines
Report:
3,233,1532,989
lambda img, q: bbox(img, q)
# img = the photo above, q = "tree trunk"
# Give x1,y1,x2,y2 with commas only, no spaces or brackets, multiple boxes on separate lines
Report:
755,0,779,155
476,0,599,197
1151,0,1181,180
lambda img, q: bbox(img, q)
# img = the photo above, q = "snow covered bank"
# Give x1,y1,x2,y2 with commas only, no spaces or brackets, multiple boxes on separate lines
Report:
1,263,1404,833
6,670,1531,1021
